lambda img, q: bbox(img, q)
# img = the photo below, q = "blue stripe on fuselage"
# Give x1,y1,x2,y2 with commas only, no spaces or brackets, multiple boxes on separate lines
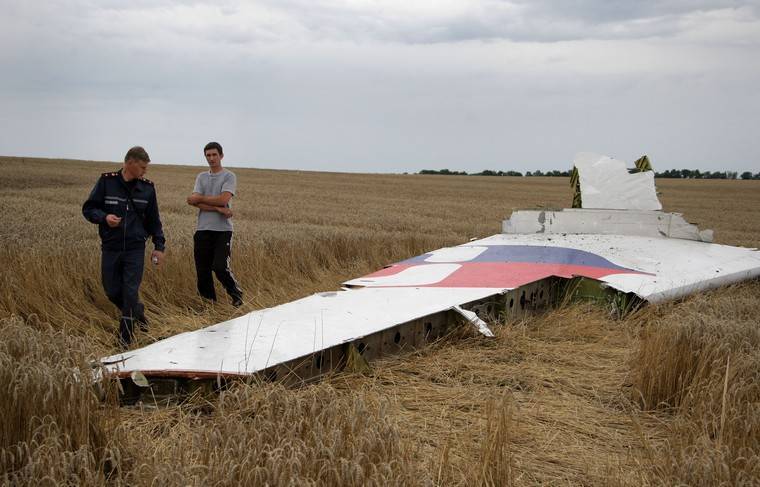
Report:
401,245,633,272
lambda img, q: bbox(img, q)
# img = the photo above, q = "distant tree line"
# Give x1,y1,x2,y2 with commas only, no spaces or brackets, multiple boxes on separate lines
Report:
418,169,469,176
473,169,524,177
418,168,760,179
525,170,570,177
656,169,760,180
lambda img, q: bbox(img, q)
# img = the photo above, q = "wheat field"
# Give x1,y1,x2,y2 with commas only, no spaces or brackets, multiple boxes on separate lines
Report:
1,155,759,485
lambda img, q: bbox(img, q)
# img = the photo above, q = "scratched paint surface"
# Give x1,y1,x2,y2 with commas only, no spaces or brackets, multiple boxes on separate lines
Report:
349,244,647,289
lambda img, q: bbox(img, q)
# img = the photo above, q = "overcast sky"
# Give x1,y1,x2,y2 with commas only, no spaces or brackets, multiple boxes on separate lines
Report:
1,1,758,173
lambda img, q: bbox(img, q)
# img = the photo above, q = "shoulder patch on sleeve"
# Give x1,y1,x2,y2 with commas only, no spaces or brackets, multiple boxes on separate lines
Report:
139,177,154,185
102,171,118,178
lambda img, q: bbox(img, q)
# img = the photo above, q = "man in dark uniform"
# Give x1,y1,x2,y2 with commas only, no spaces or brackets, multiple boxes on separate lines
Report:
82,146,166,348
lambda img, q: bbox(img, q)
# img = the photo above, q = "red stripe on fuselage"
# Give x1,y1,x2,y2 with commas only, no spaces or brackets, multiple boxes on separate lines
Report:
363,264,412,278
360,262,642,288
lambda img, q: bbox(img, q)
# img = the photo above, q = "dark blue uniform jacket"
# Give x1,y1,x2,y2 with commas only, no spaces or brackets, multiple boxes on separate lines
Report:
82,170,166,252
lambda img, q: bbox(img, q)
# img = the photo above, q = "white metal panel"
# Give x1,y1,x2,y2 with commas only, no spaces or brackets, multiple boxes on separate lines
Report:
502,209,714,242
574,152,662,210
101,287,501,377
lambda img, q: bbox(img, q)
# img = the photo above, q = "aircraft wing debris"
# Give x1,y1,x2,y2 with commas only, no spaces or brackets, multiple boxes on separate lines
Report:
102,230,760,384
101,287,503,380
99,152,760,398
503,209,714,242
573,152,662,210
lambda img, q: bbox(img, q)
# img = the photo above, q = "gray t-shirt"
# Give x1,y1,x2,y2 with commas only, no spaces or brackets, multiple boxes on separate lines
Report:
193,169,237,232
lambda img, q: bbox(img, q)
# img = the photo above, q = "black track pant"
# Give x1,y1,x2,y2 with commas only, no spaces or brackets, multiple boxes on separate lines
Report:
101,248,146,347
193,230,242,303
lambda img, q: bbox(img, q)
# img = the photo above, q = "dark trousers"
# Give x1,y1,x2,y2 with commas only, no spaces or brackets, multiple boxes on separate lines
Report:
193,230,242,303
101,248,146,347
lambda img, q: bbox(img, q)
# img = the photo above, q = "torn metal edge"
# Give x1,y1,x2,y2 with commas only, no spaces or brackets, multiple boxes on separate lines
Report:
451,305,495,337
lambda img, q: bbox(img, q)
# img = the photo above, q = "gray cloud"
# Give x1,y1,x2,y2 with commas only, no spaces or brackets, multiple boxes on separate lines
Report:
0,1,758,173
254,0,760,43
516,0,748,23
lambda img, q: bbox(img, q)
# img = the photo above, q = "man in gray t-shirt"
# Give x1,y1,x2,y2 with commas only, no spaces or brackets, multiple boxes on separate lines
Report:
186,142,243,306
193,170,236,232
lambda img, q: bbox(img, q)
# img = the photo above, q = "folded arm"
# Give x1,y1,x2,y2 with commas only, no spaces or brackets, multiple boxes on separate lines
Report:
195,203,220,212
188,193,233,218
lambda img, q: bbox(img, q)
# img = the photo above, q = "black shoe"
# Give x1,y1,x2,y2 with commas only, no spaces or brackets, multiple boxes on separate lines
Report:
232,296,243,307
137,315,149,332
